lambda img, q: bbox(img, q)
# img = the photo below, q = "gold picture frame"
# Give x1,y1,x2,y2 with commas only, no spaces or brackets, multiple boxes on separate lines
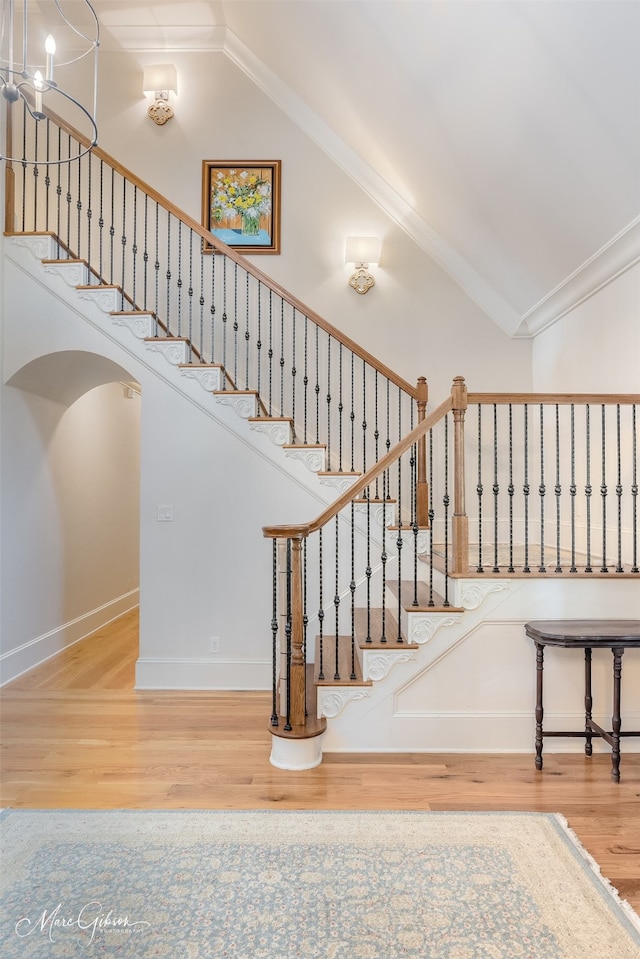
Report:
202,160,281,254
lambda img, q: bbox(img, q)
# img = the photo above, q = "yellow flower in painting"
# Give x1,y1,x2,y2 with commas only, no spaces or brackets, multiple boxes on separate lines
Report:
211,167,272,225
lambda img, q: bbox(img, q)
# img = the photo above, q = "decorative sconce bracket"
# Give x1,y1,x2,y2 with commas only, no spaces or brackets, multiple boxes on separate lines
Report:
349,264,376,295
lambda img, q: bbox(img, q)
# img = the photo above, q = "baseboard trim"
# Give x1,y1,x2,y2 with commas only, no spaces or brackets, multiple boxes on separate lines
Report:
135,656,271,690
0,589,140,686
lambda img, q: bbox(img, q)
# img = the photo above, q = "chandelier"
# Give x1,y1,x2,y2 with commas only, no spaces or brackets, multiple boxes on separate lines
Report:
0,0,100,164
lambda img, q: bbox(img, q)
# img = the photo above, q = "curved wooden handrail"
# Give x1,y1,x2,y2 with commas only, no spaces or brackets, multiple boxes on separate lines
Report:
23,102,417,400
263,395,453,539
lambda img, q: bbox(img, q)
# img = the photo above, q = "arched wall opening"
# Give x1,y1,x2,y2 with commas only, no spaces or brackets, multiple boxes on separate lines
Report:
1,350,141,684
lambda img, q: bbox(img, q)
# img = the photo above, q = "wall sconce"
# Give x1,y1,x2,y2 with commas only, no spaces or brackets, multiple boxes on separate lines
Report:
345,236,381,294
143,64,177,126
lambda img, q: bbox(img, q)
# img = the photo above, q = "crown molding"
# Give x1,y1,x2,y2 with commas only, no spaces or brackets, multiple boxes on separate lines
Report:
222,29,522,337
514,216,640,338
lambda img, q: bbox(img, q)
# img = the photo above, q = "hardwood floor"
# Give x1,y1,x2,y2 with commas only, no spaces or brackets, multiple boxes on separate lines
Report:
1,608,639,913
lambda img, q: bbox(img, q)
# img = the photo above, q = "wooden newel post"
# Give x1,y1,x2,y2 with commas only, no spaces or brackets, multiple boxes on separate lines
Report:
4,108,15,233
416,376,429,527
288,534,306,728
451,375,469,574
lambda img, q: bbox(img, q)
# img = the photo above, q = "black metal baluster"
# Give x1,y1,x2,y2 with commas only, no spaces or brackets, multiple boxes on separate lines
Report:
570,404,577,572
508,404,515,573
350,353,355,473
362,359,367,475
538,404,546,572
443,414,450,606
284,539,292,731
493,404,500,572
120,177,127,310
268,291,273,414
279,299,285,416
523,404,531,573
386,378,391,460
257,283,263,405
555,404,562,572
338,343,344,472
303,316,308,444
411,438,419,607
131,185,138,309
428,428,435,606
616,405,623,573
44,120,51,233
585,404,593,573
365,483,372,643
165,214,172,336
632,405,639,573
187,227,194,359
198,238,204,362
318,529,325,680
374,371,380,498
396,446,404,643
233,263,239,385
86,154,93,281
334,515,340,679
209,246,216,363
76,144,82,256
326,335,332,466
142,194,149,311
601,404,608,572
291,307,297,430
97,157,103,280
55,127,62,257
245,272,250,389
32,126,39,231
222,257,228,375
270,539,279,726
476,404,484,573
153,203,160,335
315,326,320,444
350,502,356,678
20,104,27,232
109,166,115,284
380,474,387,642
65,136,71,252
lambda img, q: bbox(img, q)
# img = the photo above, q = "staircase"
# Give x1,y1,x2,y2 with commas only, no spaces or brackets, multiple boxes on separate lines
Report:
3,106,640,770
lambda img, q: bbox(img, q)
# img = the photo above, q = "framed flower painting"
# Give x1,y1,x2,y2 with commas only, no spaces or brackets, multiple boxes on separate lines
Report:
202,160,281,254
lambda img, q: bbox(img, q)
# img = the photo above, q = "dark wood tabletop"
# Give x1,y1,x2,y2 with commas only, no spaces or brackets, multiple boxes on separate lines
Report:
525,620,640,647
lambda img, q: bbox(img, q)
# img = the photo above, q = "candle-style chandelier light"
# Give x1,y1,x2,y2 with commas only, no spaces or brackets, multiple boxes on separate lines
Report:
0,0,100,164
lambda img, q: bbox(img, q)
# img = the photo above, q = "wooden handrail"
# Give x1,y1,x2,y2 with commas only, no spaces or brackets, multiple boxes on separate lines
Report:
10,101,417,400
468,392,640,405
263,394,454,540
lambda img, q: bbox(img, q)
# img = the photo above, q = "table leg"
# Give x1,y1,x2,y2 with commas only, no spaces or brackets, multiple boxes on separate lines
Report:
535,642,544,770
584,647,593,757
611,647,624,783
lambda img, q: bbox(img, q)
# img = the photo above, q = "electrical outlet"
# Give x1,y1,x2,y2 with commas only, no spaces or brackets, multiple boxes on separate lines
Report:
209,636,221,654
156,505,174,522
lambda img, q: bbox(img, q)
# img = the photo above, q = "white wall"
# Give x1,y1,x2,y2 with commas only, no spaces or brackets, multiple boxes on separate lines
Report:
0,377,140,682
1,240,328,687
532,262,640,392
90,48,532,403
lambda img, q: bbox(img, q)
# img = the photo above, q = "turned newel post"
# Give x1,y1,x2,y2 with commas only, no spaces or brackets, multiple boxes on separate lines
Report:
287,533,307,728
451,375,469,574
416,376,430,527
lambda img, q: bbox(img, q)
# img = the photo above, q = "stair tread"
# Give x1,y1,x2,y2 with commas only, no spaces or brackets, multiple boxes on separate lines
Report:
353,497,397,504
354,607,416,648
317,470,361,477
248,416,292,423
179,362,223,368
282,442,325,449
214,389,258,395
145,335,189,342
313,635,370,686
387,579,462,612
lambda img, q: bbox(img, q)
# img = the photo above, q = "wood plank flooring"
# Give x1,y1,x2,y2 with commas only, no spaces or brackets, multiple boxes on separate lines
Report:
1,608,639,914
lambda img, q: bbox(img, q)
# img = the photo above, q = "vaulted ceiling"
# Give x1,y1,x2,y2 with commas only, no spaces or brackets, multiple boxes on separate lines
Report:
37,1,640,335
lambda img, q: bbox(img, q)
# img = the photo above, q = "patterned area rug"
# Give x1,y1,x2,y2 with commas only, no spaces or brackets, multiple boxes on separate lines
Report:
1,810,639,958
